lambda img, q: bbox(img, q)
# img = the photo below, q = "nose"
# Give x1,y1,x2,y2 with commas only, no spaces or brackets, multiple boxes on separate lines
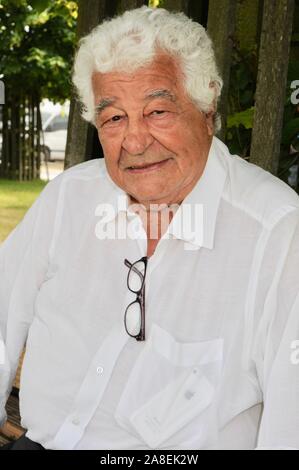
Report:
122,117,154,155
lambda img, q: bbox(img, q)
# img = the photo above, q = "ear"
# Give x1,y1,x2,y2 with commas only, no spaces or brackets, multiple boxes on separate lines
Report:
205,108,215,136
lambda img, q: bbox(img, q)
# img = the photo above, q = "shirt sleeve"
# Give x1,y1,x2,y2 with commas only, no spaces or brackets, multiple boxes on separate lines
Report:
0,177,61,426
251,207,299,449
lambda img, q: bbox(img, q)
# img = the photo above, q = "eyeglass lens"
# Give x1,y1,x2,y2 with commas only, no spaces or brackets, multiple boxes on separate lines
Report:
125,301,142,336
128,260,146,292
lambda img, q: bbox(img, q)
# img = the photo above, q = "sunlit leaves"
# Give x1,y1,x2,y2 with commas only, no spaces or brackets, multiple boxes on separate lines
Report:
0,0,78,102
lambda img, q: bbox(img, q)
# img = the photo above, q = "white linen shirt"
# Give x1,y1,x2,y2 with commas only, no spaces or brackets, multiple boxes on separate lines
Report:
0,136,299,450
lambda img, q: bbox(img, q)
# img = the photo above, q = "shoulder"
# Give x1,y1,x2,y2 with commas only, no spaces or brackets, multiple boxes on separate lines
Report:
214,138,299,227
49,158,107,186
38,158,108,201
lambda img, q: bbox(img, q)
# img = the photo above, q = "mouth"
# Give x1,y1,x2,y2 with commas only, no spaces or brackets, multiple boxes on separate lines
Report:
125,158,171,174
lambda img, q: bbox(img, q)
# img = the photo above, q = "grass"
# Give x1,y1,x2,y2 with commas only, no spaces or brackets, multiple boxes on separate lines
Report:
0,179,47,243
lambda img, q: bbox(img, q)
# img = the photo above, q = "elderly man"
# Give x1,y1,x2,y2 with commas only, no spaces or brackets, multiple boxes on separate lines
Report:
0,6,299,451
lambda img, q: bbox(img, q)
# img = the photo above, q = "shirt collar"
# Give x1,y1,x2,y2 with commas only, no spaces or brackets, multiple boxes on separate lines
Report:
103,136,228,249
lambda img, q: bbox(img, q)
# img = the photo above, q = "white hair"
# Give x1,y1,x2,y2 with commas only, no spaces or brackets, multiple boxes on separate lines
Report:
72,6,223,131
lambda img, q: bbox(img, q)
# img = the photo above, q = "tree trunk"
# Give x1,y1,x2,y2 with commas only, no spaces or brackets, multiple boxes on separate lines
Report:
161,0,189,13
64,0,108,170
207,0,237,141
250,0,295,174
117,0,147,12
0,92,40,180
65,1,149,170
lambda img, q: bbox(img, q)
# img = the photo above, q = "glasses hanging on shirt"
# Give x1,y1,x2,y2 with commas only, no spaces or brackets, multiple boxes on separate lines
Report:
124,256,148,341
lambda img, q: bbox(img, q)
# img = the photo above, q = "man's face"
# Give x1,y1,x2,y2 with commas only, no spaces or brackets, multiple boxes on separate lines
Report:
92,54,214,207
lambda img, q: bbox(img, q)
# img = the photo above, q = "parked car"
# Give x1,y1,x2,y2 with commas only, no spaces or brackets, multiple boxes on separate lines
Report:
41,102,69,162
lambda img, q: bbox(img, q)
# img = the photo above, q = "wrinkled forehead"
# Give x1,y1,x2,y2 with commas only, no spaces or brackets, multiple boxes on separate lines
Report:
91,53,186,103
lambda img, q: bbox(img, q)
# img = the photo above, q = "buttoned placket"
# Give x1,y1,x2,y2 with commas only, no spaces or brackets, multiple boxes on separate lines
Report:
50,318,131,450
50,207,177,450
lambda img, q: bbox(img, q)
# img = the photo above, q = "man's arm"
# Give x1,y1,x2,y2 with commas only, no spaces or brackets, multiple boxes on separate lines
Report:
0,178,61,426
252,208,299,449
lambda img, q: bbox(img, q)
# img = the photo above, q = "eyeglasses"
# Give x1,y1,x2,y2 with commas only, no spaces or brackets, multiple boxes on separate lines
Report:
124,256,148,341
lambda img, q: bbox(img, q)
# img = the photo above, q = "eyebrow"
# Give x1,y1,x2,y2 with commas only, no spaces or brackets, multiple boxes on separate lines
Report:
144,89,177,102
95,97,117,115
95,89,176,116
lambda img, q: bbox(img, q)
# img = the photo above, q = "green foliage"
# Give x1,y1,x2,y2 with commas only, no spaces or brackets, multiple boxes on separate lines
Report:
235,0,260,54
226,43,299,191
226,0,299,185
225,47,257,157
227,107,254,130
281,118,299,147
149,0,162,7
0,0,78,102
0,178,47,241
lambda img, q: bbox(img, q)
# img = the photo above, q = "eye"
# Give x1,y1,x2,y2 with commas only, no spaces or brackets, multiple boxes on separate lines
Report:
110,115,123,122
150,110,165,115
101,115,125,128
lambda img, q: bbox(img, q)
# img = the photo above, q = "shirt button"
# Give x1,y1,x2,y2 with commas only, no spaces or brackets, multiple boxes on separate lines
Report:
72,417,80,426
97,366,104,374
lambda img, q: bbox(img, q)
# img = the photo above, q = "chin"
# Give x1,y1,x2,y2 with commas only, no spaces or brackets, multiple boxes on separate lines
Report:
129,192,159,205
130,193,171,208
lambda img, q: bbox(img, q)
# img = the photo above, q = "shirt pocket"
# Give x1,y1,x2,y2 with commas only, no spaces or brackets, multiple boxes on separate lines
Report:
114,323,224,449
